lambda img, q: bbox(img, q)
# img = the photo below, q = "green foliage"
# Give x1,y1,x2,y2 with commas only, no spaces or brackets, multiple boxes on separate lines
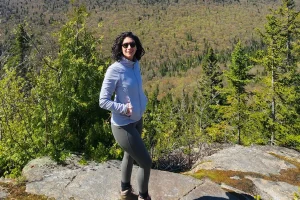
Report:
42,5,117,162
227,41,252,93
0,22,44,177
201,46,224,104
0,68,41,177
212,41,252,144
143,0,299,162
52,5,109,155
0,0,278,79
0,5,113,177
254,195,261,200
144,88,178,162
7,22,31,70
0,0,299,176
281,134,300,151
252,0,300,146
198,46,226,138
294,187,300,200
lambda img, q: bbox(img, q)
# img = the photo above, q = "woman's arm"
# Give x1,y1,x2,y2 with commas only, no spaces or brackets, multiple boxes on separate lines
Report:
99,66,128,114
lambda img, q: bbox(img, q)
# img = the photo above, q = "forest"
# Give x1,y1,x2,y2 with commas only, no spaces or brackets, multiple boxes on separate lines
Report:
0,0,299,177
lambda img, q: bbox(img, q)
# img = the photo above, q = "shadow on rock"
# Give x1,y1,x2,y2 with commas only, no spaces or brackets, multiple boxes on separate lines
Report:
193,191,255,200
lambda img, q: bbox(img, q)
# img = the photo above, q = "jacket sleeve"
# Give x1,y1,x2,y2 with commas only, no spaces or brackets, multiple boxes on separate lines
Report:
99,66,127,114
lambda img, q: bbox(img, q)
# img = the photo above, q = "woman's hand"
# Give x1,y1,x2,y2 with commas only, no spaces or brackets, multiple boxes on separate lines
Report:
125,102,132,116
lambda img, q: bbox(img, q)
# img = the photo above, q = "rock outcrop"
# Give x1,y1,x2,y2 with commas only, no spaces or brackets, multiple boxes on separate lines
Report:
1,144,299,200
22,157,243,200
190,145,300,200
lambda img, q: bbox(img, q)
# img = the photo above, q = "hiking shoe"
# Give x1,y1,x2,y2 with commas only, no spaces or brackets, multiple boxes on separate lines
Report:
138,195,151,200
120,187,138,200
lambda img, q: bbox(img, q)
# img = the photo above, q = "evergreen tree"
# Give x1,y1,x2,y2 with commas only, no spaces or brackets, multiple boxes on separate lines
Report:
0,23,36,177
50,5,111,160
277,0,299,67
253,0,300,147
215,41,252,144
177,89,203,169
144,88,179,170
0,5,113,177
202,47,223,104
143,84,160,158
198,46,225,140
7,23,32,77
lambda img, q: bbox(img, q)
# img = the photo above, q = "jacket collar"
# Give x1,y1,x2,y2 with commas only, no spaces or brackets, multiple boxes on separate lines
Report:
120,57,136,68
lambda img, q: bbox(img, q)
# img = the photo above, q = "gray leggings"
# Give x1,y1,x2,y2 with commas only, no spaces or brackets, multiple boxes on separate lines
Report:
111,119,152,193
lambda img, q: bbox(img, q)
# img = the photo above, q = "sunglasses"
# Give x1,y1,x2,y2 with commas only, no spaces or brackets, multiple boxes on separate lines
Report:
122,42,136,48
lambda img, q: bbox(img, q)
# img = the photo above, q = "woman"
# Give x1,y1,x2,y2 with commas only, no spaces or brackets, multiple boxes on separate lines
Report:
99,32,152,200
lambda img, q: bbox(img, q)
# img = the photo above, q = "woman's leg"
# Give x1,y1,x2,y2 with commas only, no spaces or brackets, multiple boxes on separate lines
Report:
111,119,152,194
121,151,134,184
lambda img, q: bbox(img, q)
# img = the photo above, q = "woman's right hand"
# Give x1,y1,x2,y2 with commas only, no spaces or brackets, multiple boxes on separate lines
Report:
125,102,132,116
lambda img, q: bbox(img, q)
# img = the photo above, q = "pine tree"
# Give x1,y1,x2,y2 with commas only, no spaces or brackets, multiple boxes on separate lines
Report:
0,22,36,177
7,22,32,77
218,41,252,144
50,5,111,160
143,88,179,170
198,46,225,141
143,84,160,158
202,47,223,104
277,0,299,67
0,5,113,177
253,0,300,146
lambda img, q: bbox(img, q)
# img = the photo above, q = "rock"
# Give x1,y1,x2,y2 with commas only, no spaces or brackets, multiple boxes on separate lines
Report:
230,176,241,180
191,145,297,176
22,157,251,200
181,178,248,200
0,186,8,199
0,178,15,199
257,145,300,163
220,183,255,200
23,157,204,200
22,156,57,182
21,145,300,200
246,177,299,200
190,144,300,199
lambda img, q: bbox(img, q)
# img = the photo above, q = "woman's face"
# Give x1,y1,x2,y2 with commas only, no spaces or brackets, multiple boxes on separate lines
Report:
122,37,137,61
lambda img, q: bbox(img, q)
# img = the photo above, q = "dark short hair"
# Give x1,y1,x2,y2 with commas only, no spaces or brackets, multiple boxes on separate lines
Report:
111,32,145,61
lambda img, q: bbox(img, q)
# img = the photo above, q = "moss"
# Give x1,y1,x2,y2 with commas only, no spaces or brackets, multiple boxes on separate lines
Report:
0,182,54,200
190,152,300,196
267,152,300,187
191,169,260,194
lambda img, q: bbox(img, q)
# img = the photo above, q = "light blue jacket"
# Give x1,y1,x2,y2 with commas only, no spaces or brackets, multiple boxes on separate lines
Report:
99,57,148,126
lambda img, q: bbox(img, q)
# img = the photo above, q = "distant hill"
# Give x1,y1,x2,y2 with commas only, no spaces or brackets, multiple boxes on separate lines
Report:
0,0,285,58
0,0,298,96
